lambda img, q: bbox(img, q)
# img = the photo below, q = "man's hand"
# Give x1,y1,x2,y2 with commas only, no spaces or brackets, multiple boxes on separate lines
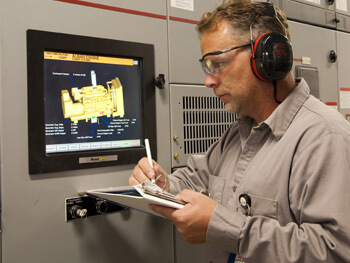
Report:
150,189,217,244
129,157,169,191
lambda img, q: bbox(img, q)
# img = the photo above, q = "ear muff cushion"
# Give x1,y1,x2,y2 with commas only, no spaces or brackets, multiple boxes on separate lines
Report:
251,33,293,81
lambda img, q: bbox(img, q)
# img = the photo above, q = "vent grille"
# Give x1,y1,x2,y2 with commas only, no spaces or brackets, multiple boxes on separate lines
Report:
182,96,236,154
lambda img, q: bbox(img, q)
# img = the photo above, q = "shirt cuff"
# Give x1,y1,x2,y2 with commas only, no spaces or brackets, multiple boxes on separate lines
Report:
168,177,182,195
207,204,246,253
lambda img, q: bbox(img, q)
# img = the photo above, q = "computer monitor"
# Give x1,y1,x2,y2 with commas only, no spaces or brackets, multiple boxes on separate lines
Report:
27,30,156,174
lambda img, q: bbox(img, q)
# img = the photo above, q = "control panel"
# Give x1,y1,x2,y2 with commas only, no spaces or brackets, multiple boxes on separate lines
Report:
65,196,126,221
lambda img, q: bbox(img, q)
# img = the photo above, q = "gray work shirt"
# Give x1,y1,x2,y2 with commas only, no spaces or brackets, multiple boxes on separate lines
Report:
169,78,350,263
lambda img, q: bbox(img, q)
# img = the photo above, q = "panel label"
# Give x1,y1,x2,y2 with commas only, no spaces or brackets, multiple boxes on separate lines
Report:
340,87,350,109
171,0,194,11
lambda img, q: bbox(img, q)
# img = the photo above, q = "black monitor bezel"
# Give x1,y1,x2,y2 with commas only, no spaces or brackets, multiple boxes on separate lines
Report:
27,29,156,174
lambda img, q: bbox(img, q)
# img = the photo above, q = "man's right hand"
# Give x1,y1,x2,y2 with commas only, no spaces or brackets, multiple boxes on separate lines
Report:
129,157,170,192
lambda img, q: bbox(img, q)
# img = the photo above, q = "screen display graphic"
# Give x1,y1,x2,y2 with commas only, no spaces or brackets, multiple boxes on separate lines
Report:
44,52,142,154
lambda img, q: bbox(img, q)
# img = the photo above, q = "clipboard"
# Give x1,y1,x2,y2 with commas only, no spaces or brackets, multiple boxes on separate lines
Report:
85,181,185,217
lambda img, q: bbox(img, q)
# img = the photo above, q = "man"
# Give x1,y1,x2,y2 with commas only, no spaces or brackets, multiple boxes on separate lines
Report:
129,0,350,262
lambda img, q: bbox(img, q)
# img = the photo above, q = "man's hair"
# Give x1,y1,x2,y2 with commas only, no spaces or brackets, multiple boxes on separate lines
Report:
196,0,291,44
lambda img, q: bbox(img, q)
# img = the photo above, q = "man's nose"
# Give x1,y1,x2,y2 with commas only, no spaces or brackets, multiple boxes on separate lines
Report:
204,74,220,89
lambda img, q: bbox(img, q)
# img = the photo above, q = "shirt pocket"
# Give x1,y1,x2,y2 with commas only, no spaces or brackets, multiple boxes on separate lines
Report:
208,175,226,203
249,194,278,220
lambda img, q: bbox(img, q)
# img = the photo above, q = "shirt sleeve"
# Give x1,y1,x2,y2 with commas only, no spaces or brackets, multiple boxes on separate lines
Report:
169,142,219,194
207,132,350,262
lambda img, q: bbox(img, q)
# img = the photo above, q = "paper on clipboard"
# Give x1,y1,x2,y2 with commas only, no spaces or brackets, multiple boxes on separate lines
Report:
85,181,185,217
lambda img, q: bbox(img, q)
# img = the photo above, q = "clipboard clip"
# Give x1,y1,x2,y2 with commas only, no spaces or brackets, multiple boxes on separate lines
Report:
141,174,168,195
140,176,185,205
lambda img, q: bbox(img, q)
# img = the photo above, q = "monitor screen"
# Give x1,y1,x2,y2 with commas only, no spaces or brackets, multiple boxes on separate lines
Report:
27,30,156,174
44,51,142,154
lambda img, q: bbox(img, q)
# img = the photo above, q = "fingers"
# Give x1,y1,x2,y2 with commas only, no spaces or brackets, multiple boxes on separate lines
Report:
160,189,217,244
129,157,155,185
135,158,170,191
128,175,140,186
177,189,202,203
129,157,171,194
145,188,217,245
149,204,177,219
139,157,156,179
129,157,170,188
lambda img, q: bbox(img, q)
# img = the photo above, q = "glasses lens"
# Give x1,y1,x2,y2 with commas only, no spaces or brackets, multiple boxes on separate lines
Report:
200,55,231,75
201,58,213,75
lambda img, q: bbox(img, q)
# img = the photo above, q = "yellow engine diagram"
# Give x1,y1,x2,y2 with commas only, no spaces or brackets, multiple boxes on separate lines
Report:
61,71,125,124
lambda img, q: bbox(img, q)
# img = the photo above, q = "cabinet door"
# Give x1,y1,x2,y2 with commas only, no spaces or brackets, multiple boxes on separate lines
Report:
279,0,336,28
336,31,350,120
289,21,339,106
168,0,218,84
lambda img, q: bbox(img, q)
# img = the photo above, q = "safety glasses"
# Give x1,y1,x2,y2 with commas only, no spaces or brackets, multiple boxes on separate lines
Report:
199,43,250,75
199,3,286,76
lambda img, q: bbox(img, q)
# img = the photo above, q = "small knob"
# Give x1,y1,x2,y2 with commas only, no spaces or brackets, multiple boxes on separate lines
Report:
329,50,337,63
173,153,179,160
173,135,178,142
155,74,165,89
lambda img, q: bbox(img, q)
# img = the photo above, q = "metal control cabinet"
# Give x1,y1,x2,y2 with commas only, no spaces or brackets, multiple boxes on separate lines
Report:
0,0,172,262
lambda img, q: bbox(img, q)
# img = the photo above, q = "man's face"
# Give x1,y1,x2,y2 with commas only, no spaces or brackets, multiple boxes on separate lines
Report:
200,20,261,116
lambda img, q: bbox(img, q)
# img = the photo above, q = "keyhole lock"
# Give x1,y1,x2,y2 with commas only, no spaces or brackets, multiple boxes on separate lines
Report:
329,50,337,63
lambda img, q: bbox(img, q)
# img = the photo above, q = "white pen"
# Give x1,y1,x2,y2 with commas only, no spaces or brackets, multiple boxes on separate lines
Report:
144,138,156,184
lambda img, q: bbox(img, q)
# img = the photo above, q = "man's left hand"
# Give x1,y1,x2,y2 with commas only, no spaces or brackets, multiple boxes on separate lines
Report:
149,189,217,244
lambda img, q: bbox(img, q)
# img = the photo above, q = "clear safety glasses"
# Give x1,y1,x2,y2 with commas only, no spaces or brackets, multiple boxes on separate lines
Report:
199,43,250,75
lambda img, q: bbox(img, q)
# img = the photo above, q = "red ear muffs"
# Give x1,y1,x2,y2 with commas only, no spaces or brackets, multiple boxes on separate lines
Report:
250,32,293,81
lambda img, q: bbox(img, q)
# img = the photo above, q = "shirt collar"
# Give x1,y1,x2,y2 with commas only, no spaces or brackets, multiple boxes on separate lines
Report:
263,78,310,140
237,78,310,140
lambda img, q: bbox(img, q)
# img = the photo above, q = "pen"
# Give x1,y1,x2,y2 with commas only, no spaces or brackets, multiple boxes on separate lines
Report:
145,138,156,184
